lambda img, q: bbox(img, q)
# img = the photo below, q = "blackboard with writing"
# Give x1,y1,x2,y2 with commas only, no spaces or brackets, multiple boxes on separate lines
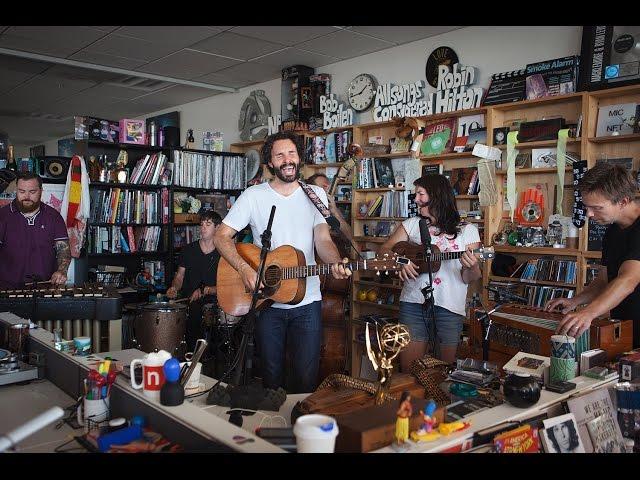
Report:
588,219,608,251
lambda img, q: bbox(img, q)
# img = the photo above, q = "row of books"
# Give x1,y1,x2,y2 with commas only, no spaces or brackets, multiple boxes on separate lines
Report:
174,226,201,249
89,188,169,224
356,157,398,189
514,259,577,284
171,151,247,190
361,190,410,218
422,164,481,196
522,285,575,308
87,225,163,253
305,130,353,164
129,153,170,185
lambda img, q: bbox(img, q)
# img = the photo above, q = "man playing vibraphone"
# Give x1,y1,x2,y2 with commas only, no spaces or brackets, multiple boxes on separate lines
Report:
0,173,70,289
546,163,640,348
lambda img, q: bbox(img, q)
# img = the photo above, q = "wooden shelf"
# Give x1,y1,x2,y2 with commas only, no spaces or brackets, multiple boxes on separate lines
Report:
83,139,167,152
583,251,602,259
419,151,476,160
495,138,581,150
355,188,405,193
335,200,352,204
304,126,354,136
462,218,485,223
355,280,403,291
90,182,165,190
306,163,345,169
354,107,487,130
587,83,640,98
489,91,583,111
88,251,170,257
230,139,265,147
172,185,241,193
353,300,399,311
489,275,576,288
90,222,166,227
456,195,478,199
359,152,414,159
355,216,405,221
494,246,581,256
496,167,572,175
353,236,388,243
588,134,640,144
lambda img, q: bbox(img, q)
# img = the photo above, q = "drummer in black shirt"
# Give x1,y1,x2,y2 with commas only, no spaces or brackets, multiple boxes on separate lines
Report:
545,163,640,347
167,209,221,351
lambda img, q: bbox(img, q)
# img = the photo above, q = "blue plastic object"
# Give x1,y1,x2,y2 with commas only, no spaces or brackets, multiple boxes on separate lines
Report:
130,415,146,428
163,358,181,382
97,425,143,452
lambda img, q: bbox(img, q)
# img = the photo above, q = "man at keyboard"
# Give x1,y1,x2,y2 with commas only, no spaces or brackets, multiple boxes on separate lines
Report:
546,163,640,347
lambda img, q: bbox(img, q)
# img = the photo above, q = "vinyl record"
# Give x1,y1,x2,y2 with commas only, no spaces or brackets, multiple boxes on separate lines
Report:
522,202,542,222
42,157,70,179
425,46,459,88
245,149,260,181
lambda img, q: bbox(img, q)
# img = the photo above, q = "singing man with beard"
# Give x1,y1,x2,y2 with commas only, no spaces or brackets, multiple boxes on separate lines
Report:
0,173,71,289
215,131,352,393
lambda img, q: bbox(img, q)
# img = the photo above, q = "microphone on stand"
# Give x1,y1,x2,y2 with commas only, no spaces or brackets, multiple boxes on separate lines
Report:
419,216,432,254
486,286,528,304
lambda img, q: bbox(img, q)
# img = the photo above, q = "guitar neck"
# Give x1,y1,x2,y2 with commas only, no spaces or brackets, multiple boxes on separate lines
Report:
424,250,465,262
282,261,367,279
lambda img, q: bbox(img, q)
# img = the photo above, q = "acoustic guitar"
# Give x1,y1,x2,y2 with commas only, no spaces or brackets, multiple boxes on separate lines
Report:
391,241,495,273
217,243,404,316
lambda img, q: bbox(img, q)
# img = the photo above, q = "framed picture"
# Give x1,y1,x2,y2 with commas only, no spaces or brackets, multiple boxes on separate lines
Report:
337,185,352,201
541,413,585,453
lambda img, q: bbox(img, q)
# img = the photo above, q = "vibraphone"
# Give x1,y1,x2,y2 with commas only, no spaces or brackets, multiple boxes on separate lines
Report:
0,286,123,352
471,304,633,364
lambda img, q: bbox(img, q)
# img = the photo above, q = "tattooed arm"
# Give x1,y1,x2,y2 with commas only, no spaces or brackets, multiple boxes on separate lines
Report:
51,240,71,285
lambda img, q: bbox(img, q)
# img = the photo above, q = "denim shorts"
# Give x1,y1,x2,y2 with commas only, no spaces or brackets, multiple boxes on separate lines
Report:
399,302,464,346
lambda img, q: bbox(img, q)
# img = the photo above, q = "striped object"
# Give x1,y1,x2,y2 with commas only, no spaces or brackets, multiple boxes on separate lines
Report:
550,356,576,382
65,156,83,227
551,334,576,360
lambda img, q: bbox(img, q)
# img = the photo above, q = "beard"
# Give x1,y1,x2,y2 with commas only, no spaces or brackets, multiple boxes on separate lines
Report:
17,199,40,214
273,162,299,183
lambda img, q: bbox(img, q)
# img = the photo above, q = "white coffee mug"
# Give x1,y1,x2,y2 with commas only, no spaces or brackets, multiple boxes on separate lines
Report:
130,350,172,402
180,361,202,391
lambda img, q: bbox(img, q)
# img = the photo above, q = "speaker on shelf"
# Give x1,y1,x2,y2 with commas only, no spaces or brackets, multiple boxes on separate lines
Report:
37,156,71,180
162,126,180,148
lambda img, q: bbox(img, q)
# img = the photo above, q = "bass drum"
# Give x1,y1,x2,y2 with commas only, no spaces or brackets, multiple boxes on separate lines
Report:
133,302,187,355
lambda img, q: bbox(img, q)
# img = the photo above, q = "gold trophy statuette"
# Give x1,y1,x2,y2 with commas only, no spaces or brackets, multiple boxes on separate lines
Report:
365,322,411,405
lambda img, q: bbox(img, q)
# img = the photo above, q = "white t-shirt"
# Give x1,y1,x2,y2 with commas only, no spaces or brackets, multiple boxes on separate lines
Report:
399,217,480,316
222,181,328,309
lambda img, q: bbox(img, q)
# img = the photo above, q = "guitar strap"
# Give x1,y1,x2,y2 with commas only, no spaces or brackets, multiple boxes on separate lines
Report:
298,180,341,231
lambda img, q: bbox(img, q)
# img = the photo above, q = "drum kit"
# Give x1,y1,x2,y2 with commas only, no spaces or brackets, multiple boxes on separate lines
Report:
128,299,243,377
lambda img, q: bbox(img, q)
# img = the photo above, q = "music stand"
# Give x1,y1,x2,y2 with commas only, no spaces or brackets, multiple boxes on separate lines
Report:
207,206,286,411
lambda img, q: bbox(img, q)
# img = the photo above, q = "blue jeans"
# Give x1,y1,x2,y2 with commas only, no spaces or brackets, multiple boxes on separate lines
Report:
256,301,322,393
399,302,464,346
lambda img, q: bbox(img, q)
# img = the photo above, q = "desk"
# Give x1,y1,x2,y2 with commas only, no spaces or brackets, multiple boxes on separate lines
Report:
0,379,78,452
23,326,289,452
373,375,618,453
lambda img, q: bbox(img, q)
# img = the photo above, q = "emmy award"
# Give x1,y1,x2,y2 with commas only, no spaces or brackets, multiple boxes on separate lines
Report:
365,321,411,405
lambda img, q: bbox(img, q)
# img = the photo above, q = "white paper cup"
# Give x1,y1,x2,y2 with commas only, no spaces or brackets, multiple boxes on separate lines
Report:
293,414,339,453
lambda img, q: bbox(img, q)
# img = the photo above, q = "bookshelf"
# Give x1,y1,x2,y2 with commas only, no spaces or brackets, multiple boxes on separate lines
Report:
78,139,249,290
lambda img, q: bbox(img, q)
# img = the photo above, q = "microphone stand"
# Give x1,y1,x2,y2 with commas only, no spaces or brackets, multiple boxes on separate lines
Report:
419,219,438,356
474,287,520,361
207,206,286,412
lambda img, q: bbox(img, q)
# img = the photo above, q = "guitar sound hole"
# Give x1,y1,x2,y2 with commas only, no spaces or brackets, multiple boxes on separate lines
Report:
263,265,281,288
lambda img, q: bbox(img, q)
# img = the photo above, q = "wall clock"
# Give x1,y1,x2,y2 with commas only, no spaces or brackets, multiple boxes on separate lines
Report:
348,73,377,112
425,46,459,88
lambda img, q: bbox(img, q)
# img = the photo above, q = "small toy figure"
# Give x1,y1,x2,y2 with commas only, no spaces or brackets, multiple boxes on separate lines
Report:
410,400,441,442
395,391,412,447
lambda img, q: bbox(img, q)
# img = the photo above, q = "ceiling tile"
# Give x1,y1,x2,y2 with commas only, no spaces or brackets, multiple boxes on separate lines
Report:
0,76,96,112
115,26,222,48
0,26,107,57
210,26,235,31
190,32,284,61
43,64,124,83
69,50,147,70
0,55,53,75
195,72,254,89
230,26,340,46
0,70,35,95
44,90,124,117
252,47,339,69
133,84,220,106
349,26,464,44
82,34,180,62
80,82,151,100
137,50,241,79
296,29,394,59
214,61,283,83
86,26,120,33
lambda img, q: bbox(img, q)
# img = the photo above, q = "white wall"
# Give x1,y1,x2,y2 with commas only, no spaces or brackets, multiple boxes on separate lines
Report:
146,26,583,148
20,26,583,154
